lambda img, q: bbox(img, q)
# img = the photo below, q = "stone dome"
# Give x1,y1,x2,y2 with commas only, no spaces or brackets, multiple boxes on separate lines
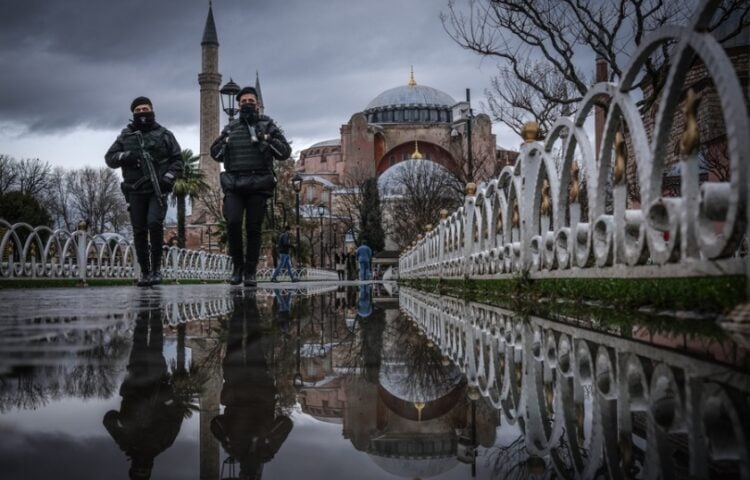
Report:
364,72,456,124
366,84,456,110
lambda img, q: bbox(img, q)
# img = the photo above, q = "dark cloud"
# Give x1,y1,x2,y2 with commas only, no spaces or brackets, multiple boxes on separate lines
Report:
0,0,498,150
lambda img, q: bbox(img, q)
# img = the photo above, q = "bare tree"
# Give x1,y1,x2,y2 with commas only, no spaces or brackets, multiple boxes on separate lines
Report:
441,0,749,132
335,168,381,244
384,160,464,249
15,157,52,197
66,167,128,234
0,154,18,194
42,166,76,230
488,62,578,137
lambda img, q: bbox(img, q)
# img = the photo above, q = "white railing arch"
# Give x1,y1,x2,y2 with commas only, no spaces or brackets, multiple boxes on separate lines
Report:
401,0,749,281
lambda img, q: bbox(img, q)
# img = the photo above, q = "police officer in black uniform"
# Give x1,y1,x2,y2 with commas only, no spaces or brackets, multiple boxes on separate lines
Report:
105,96,182,287
210,86,292,287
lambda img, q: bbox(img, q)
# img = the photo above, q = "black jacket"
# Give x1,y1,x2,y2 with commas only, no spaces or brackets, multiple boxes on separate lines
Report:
105,123,182,194
210,115,291,169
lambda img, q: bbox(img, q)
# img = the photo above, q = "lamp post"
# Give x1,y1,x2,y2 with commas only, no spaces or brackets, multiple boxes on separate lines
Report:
466,88,473,183
293,174,303,268
450,88,474,182
317,203,326,268
219,78,241,121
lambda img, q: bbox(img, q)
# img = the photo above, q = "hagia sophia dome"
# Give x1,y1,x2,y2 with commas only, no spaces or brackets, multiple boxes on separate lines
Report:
363,69,457,124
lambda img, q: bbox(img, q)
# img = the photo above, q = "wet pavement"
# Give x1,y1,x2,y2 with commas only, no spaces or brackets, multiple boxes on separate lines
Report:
0,282,748,479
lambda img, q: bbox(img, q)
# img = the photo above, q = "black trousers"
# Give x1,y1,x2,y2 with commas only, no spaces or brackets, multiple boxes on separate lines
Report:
129,192,168,273
224,192,267,274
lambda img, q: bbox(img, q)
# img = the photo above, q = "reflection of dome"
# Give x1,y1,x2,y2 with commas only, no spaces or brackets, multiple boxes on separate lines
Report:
379,361,463,403
364,71,456,124
368,454,459,478
377,159,454,197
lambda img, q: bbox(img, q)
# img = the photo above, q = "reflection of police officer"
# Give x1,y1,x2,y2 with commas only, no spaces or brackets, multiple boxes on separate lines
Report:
211,292,293,479
105,96,183,287
103,293,184,479
210,87,292,287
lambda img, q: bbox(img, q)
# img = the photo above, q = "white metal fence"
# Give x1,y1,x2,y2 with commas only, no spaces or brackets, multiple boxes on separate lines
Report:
400,0,749,282
0,220,338,283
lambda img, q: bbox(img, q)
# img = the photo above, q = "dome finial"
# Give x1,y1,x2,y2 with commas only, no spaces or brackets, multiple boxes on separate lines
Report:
408,66,417,86
411,140,423,160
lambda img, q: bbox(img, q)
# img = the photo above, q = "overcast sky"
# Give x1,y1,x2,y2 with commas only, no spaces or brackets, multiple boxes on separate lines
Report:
0,0,529,171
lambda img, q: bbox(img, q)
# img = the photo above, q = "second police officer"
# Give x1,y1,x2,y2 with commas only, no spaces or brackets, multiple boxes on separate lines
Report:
211,86,292,287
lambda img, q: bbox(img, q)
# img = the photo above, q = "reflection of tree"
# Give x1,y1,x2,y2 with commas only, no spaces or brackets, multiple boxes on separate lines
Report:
211,292,293,479
386,314,458,401
103,295,187,480
0,323,131,414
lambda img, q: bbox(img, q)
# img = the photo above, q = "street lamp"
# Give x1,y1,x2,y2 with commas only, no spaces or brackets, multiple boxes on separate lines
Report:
317,203,326,268
293,174,303,267
219,78,241,120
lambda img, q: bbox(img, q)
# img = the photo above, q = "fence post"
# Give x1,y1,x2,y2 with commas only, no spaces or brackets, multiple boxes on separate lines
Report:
76,220,88,287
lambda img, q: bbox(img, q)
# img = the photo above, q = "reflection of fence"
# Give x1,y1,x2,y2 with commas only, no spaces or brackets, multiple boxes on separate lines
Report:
0,294,232,412
400,0,749,281
255,267,339,282
400,287,750,479
0,220,338,282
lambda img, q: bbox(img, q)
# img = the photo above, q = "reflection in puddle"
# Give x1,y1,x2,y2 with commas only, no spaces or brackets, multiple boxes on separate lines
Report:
0,283,748,479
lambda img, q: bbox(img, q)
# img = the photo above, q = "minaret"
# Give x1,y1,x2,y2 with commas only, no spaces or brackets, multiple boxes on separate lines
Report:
255,71,265,116
196,2,221,224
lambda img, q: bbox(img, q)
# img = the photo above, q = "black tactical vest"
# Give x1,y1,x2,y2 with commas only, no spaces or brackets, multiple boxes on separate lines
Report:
118,126,171,186
224,120,271,173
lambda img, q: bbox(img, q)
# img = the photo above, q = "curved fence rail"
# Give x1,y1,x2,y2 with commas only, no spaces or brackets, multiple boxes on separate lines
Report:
0,220,337,283
399,287,750,479
400,0,749,282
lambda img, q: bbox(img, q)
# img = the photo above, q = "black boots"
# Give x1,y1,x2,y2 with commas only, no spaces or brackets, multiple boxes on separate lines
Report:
137,270,151,287
243,272,257,288
229,265,243,285
149,270,162,286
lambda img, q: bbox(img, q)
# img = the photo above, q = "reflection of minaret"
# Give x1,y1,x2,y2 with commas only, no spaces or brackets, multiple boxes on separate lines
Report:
191,337,222,480
195,2,221,224
255,71,264,116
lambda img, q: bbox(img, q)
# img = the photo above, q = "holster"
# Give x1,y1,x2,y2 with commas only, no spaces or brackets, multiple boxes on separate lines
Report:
220,171,276,196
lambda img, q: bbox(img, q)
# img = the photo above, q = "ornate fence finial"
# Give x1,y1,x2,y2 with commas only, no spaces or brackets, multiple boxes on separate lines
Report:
465,182,477,196
614,131,627,185
440,209,449,220
570,161,580,203
680,88,702,157
77,219,88,231
424,224,432,232
521,121,540,143
541,179,551,216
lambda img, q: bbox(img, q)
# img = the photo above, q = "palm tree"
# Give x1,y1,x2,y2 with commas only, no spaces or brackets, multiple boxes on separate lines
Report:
172,149,211,248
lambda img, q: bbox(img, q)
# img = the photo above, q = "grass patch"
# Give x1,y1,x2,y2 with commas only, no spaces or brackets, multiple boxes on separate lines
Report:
403,275,746,313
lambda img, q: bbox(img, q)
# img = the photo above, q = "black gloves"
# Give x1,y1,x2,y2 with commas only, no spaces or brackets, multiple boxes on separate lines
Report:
159,172,177,193
119,151,141,168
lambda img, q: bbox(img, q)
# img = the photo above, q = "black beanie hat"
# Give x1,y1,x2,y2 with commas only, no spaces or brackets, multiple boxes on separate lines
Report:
130,96,153,112
236,86,258,101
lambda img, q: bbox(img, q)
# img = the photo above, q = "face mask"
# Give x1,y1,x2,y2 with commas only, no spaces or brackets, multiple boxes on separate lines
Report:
133,111,156,130
239,104,258,122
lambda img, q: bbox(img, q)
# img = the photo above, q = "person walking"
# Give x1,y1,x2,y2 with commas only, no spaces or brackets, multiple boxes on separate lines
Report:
105,96,182,287
210,86,292,287
356,241,373,281
271,225,298,282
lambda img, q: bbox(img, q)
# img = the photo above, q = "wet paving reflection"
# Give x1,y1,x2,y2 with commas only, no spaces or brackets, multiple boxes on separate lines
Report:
0,283,748,479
